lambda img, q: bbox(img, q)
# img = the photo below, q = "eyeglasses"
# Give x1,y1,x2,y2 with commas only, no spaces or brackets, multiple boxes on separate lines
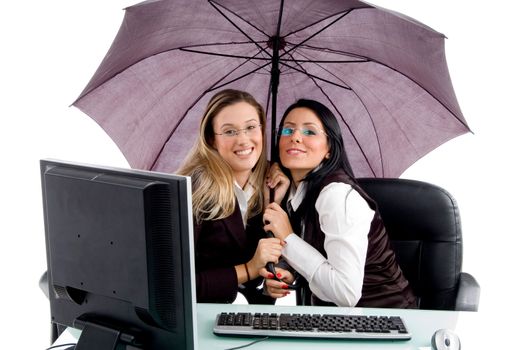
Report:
214,124,262,137
278,126,327,137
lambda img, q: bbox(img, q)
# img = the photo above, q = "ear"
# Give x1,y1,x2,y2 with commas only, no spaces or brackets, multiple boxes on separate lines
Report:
325,152,330,159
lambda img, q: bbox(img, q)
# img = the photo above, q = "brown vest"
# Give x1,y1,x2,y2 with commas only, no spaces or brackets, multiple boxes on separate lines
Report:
290,169,416,308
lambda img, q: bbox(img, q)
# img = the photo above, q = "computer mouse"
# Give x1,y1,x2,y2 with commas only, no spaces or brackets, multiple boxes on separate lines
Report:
431,328,461,350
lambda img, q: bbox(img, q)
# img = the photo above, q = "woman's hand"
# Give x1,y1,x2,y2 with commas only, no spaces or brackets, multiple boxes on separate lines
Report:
263,202,294,241
265,163,290,206
262,267,294,298
246,237,283,279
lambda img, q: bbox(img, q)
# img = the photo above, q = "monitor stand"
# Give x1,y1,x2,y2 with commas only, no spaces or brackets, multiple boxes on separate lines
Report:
74,319,143,350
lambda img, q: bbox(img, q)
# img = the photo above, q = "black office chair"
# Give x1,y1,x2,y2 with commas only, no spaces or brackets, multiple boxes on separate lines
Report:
356,178,480,311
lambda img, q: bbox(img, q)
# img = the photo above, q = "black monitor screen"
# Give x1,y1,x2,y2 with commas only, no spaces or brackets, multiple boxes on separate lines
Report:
40,159,196,350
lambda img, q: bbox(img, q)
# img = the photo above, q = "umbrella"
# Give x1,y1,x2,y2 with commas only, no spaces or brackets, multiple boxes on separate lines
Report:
73,0,470,178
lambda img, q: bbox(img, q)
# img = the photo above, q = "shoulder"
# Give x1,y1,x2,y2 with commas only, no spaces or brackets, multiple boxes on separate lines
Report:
317,182,362,206
320,168,353,186
316,182,374,221
317,167,355,201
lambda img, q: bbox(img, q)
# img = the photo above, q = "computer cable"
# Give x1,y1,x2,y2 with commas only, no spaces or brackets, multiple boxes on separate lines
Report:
45,343,77,350
224,336,269,350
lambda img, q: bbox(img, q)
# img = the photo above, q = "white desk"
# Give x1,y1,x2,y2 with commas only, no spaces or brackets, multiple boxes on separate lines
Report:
52,303,504,349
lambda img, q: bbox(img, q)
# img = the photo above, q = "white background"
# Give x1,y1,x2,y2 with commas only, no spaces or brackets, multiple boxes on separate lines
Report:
1,1,525,348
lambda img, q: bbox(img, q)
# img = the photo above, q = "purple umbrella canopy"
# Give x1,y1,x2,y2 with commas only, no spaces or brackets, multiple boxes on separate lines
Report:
73,0,470,178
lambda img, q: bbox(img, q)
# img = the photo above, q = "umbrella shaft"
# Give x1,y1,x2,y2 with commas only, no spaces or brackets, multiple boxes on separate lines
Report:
270,36,280,163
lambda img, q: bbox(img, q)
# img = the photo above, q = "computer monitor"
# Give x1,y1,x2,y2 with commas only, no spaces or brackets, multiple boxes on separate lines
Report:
40,159,197,350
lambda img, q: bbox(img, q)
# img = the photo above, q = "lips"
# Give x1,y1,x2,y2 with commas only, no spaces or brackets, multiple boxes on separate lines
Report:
285,148,306,155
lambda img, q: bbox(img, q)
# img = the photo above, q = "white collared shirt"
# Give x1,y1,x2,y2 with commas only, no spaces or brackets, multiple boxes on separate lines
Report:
233,181,255,227
282,181,374,306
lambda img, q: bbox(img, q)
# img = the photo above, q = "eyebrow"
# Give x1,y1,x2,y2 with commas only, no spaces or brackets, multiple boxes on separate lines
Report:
283,122,322,128
219,118,259,128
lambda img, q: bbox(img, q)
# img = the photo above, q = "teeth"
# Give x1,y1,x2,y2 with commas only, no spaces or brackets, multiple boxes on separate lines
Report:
235,148,252,156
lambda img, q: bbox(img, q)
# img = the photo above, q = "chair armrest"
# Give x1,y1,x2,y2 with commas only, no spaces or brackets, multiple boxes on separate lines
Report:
455,272,480,311
39,271,49,299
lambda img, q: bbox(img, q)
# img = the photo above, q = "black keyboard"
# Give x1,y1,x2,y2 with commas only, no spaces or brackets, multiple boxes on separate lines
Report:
213,312,411,340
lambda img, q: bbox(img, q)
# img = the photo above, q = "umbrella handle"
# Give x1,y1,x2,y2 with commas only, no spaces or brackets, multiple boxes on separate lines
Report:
265,230,300,290
265,230,278,276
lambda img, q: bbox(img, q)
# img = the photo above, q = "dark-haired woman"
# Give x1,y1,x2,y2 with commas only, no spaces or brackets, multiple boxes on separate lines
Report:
262,99,416,308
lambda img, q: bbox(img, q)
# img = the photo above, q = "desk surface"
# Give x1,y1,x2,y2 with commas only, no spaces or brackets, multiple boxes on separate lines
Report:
53,303,497,349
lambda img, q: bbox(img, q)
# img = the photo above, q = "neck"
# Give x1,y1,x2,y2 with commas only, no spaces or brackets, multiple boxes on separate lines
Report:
234,171,251,189
291,170,308,187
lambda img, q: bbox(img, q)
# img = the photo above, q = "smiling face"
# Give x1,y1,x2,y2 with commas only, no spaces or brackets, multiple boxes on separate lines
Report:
279,107,330,185
212,101,263,187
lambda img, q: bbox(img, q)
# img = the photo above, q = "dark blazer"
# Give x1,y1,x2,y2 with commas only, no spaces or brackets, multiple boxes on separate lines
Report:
194,202,274,304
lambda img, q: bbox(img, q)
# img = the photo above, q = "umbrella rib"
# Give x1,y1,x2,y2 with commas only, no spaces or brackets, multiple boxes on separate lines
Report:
278,5,468,132
285,5,369,38
301,47,425,176
286,49,469,138
169,43,463,134
149,52,271,169
281,9,355,58
281,52,381,177
364,57,470,131
180,46,367,63
281,57,368,63
312,11,470,131
179,39,367,64
181,40,263,48
280,61,352,91
208,0,272,58
210,61,272,91
209,0,270,39
292,43,370,61
195,46,274,92
180,47,270,61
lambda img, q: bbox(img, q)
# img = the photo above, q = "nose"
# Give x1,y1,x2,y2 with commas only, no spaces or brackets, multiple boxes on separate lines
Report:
290,129,302,143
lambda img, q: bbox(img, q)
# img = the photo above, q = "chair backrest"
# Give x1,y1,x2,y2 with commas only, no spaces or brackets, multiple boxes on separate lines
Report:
357,178,462,310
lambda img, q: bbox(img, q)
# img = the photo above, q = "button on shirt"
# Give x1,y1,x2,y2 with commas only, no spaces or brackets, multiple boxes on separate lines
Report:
282,181,374,307
233,181,255,227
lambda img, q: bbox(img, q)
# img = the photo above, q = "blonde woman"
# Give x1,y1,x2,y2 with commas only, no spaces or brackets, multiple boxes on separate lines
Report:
178,89,288,303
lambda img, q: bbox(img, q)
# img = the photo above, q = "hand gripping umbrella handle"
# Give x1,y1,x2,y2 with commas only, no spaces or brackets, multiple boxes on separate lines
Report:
265,229,299,290
265,189,299,290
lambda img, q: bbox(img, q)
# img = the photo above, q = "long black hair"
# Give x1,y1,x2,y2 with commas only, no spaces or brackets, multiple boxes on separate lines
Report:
277,99,355,222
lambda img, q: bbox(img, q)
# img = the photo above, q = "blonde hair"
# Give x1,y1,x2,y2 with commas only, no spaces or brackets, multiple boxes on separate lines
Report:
177,89,267,223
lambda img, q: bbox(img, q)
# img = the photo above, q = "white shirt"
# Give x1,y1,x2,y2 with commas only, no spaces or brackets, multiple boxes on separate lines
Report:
282,181,374,307
233,181,255,227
